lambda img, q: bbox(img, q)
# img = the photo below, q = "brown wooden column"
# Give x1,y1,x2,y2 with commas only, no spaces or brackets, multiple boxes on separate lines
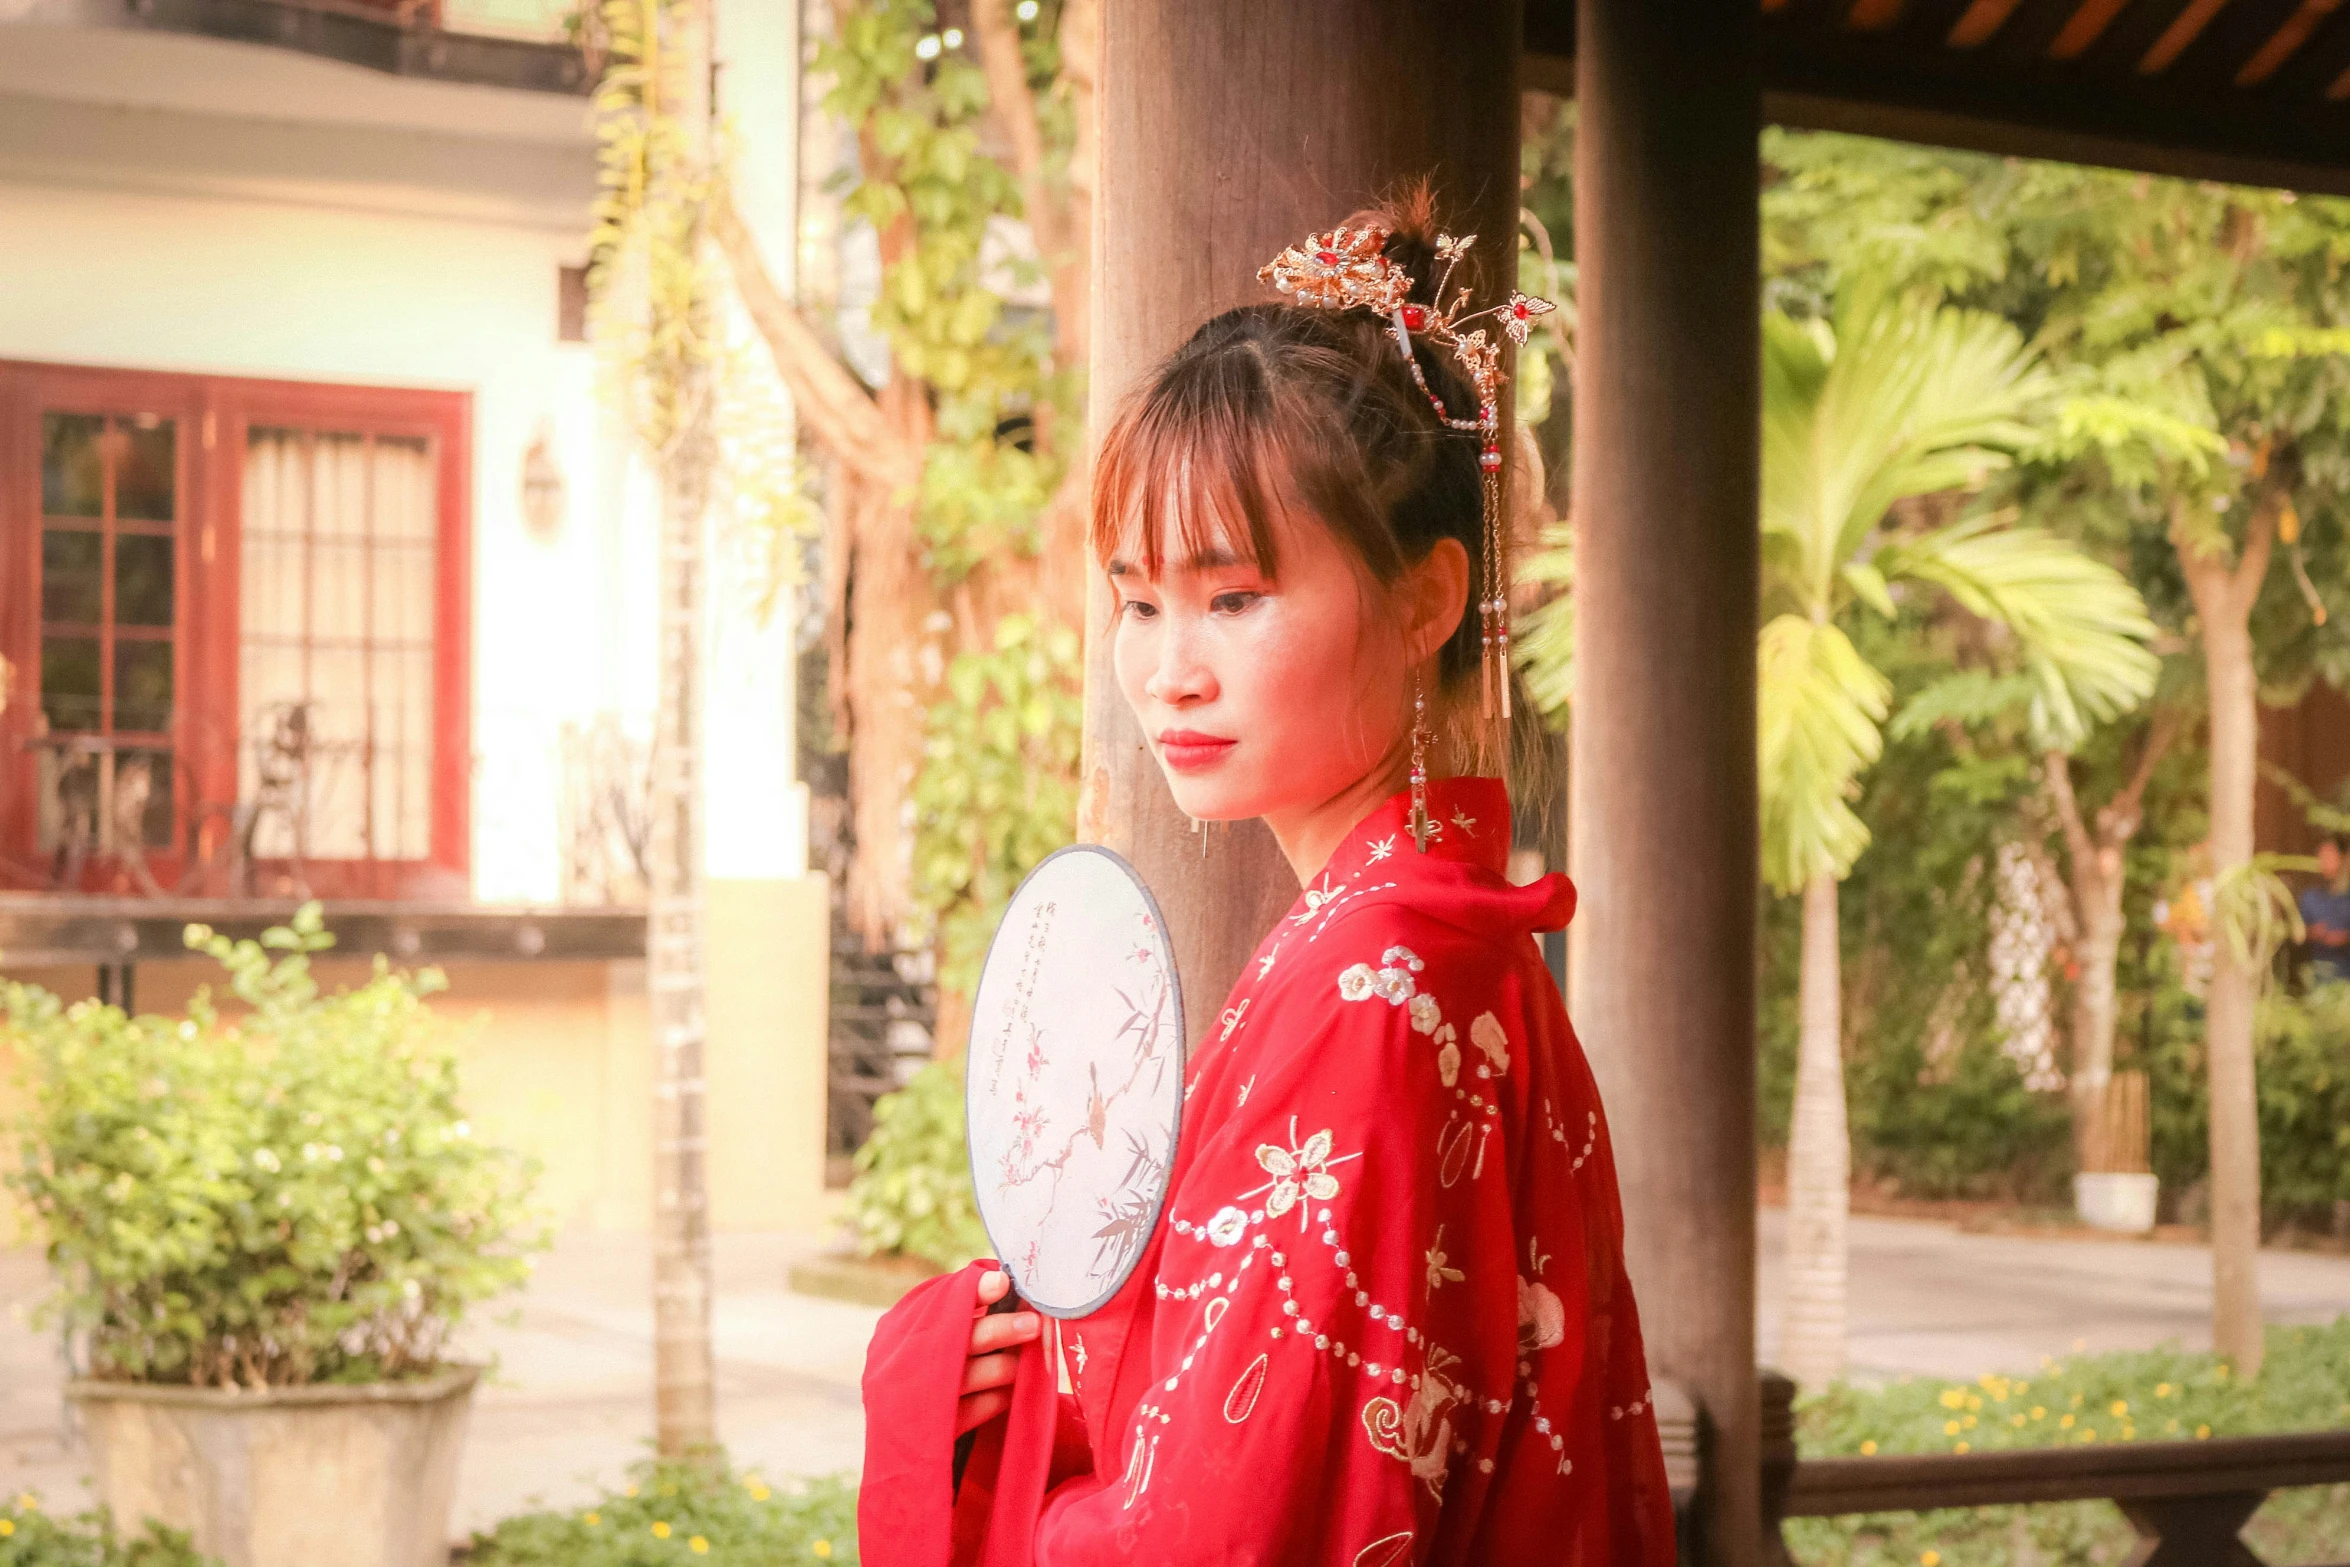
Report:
1081,1,1521,1045
1568,4,1762,1564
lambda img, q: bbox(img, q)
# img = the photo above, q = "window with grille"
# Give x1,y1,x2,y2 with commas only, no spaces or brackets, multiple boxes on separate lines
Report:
1,361,471,898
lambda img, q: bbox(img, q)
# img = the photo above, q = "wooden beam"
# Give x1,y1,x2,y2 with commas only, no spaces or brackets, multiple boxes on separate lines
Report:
1784,1427,2350,1514
1082,1,1521,1047
1569,5,1761,1565
1522,4,2350,197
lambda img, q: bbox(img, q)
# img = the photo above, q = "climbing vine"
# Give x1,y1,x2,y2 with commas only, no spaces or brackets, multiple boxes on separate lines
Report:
815,0,1089,993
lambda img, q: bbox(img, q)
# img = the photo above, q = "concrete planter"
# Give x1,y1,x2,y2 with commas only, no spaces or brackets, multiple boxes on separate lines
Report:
68,1365,477,1567
2075,1171,2160,1235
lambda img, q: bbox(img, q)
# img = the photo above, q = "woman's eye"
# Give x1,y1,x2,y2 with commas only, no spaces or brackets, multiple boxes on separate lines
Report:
1119,598,1159,621
1209,591,1260,615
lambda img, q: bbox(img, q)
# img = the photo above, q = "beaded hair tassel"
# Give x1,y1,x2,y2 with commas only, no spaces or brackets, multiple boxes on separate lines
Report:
1258,220,1551,730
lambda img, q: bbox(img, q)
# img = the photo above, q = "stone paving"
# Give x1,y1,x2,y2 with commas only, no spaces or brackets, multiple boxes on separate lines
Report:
3,1214,2347,1537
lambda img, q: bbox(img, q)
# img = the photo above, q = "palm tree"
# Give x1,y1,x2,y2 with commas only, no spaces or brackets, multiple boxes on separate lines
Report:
587,0,721,1458
1759,285,2160,1387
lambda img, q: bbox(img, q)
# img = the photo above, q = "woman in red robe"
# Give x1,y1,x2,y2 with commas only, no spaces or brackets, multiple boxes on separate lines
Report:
868,196,1676,1566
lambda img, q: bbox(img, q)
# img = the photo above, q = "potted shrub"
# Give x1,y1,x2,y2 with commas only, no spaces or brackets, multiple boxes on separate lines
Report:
3,905,546,1567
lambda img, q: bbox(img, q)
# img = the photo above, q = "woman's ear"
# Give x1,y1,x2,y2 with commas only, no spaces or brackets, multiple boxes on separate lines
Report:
1402,536,1472,666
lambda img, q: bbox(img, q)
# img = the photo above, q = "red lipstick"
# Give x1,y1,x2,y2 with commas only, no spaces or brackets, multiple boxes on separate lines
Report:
1156,728,1236,773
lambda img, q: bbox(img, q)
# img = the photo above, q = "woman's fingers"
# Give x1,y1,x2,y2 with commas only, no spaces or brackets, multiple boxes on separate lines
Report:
960,1348,1024,1397
977,1267,1012,1307
956,1387,1013,1436
969,1309,1040,1356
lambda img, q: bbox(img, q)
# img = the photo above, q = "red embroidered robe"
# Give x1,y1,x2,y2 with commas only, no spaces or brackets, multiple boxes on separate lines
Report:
959,778,1673,1565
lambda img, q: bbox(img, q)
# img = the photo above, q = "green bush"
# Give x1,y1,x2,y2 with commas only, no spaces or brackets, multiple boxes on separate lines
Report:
844,1057,986,1271
466,1461,856,1566
2147,969,2350,1226
2,904,546,1388
1788,1319,2350,1565
0,1496,213,1567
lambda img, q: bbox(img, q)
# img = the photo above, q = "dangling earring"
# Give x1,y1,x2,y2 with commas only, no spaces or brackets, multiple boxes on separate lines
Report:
1409,676,1434,854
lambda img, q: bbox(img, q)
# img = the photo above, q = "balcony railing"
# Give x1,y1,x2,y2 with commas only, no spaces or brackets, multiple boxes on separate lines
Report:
19,0,589,95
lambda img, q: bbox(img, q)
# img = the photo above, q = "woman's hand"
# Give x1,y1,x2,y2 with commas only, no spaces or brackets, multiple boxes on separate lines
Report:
958,1267,1040,1436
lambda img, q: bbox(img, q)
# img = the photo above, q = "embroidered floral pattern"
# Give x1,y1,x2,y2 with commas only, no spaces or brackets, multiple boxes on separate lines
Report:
1470,1011,1510,1075
1424,1225,1465,1292
1517,1276,1565,1352
1408,993,1441,1035
1206,1205,1250,1247
1244,1121,1358,1228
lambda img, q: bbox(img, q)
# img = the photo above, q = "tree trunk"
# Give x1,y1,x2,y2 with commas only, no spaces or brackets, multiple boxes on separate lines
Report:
2201,605,2265,1377
649,0,719,1460
1781,870,1849,1388
2067,857,2126,1164
2174,490,2275,1380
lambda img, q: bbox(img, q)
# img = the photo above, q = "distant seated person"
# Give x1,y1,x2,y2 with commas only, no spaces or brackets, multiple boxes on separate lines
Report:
2301,836,2350,987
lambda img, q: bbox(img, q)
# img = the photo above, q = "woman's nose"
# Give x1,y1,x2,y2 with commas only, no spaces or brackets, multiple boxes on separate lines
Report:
1142,619,1215,707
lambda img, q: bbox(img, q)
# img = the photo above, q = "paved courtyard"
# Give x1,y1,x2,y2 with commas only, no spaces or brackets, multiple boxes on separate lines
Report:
3,1213,2346,1536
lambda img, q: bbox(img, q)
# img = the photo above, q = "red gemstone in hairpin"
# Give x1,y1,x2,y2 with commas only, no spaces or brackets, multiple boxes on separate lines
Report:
1401,304,1428,332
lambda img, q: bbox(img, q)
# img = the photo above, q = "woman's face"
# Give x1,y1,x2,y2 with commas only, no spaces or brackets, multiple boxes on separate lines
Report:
1107,506,1460,825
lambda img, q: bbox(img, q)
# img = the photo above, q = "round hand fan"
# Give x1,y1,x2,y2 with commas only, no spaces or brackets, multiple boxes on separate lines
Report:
965,844,1185,1318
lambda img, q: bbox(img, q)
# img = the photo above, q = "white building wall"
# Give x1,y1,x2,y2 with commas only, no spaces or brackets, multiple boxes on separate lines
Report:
0,18,807,901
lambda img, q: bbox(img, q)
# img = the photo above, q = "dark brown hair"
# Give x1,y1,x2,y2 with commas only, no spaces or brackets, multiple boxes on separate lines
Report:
1089,197,1493,690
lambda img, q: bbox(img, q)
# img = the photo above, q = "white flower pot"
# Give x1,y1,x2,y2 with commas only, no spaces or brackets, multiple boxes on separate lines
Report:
2075,1171,2160,1235
68,1365,476,1567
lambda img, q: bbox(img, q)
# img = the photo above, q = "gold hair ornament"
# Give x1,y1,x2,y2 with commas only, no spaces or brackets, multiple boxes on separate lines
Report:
1258,222,1553,723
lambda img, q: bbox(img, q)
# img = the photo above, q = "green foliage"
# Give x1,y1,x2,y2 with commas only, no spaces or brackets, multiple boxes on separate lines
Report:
587,0,715,455
2,905,545,1388
2148,977,2350,1223
1785,1321,2350,1566
1752,279,2157,895
818,3,1088,1262
467,1461,856,1567
910,615,1084,995
0,1499,212,1567
845,1058,987,1271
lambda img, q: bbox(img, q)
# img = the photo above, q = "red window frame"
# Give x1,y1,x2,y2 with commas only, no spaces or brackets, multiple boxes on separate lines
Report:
0,359,472,900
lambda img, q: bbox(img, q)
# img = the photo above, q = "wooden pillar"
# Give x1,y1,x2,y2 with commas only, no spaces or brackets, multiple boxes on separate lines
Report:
1568,4,1761,1565
1081,0,1521,1044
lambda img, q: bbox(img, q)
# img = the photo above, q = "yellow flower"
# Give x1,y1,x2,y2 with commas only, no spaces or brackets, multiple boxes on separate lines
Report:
2030,1406,2046,1421
1943,1419,1961,1435
1953,1441,1970,1454
1962,1415,1977,1429
749,1483,771,1502
14,1498,30,1513
2110,1400,2128,1417
0,1520,15,1538
1859,1440,1878,1456
2010,1414,2027,1428
653,1521,673,1539
2122,1425,2136,1440
2155,1383,2173,1398
690,1537,710,1555
1938,1389,1966,1410
585,1512,602,1527
626,1486,640,1498
2215,1364,2230,1380
1965,1394,1982,1412
1922,1553,1942,1567
2196,1424,2212,1440
814,1543,835,1560
2015,1381,2030,1396
2060,1413,2075,1428
2080,1428,2098,1444
2070,1392,2084,1408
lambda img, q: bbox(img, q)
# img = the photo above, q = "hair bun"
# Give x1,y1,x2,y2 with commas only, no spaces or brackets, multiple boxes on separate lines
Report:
1345,180,1455,309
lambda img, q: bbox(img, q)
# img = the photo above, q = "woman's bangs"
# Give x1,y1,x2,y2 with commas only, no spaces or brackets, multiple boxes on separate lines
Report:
1092,386,1286,578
